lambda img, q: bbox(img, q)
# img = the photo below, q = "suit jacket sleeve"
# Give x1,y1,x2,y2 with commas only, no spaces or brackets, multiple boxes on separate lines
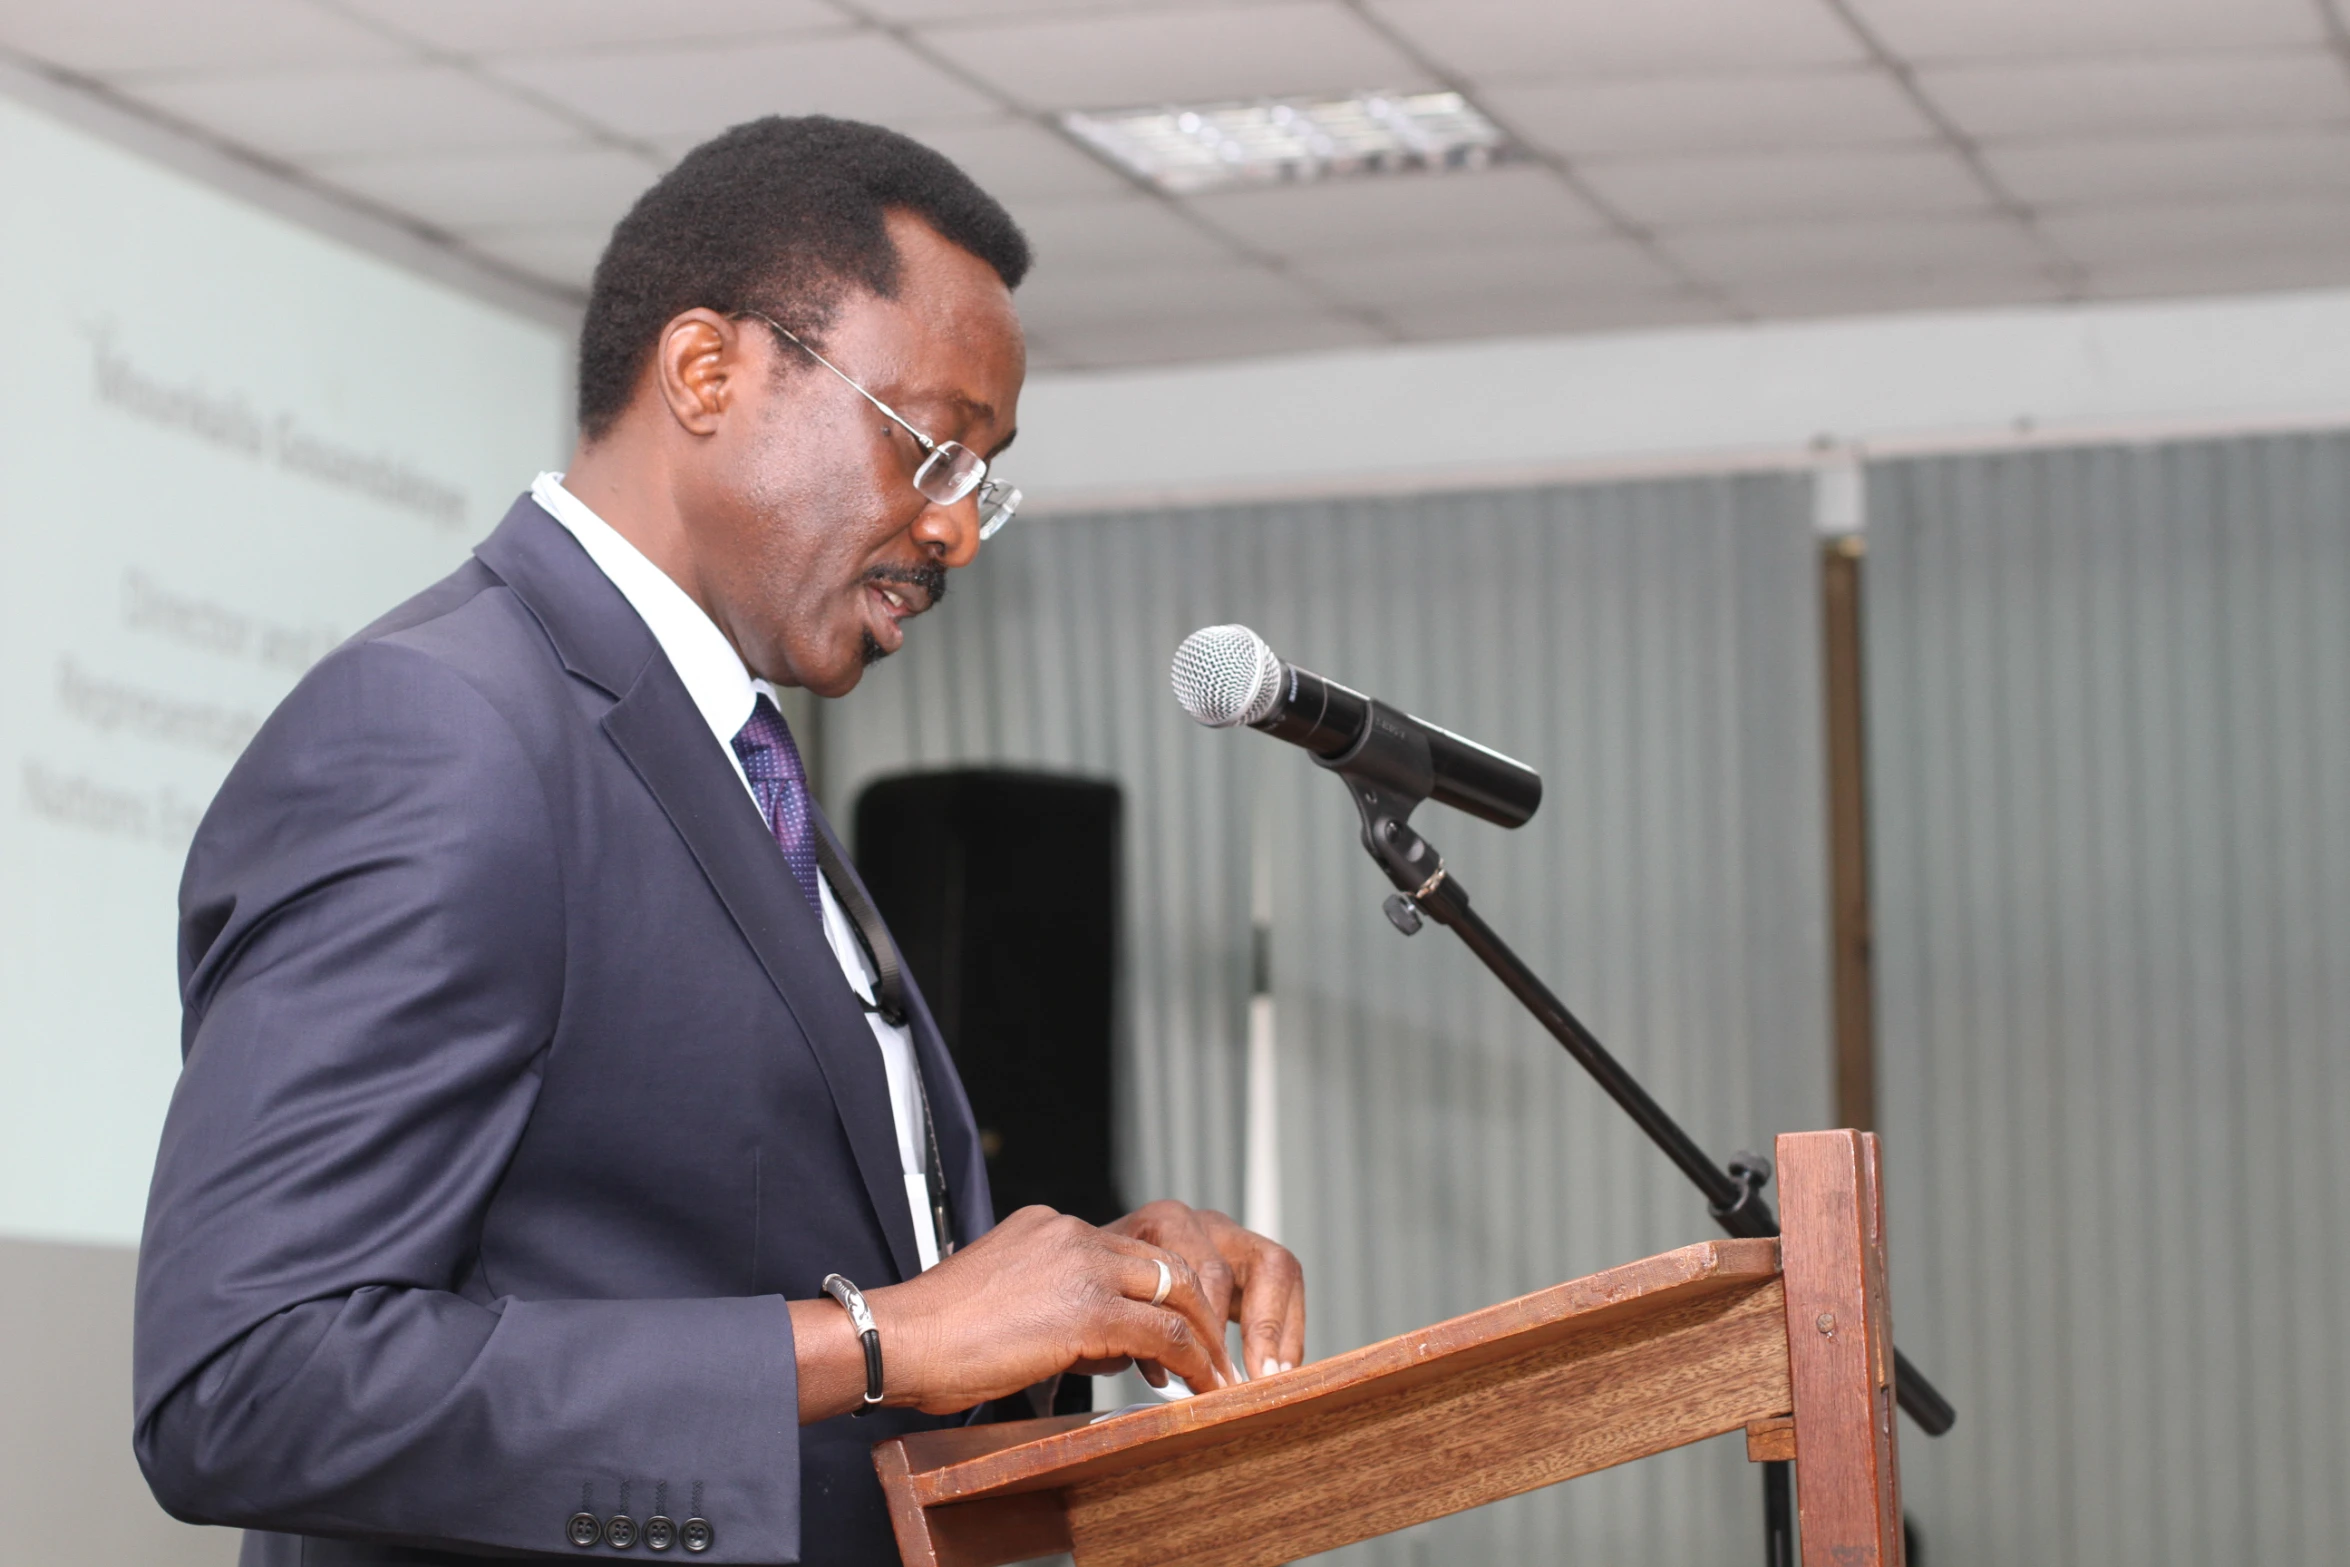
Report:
134,638,803,1561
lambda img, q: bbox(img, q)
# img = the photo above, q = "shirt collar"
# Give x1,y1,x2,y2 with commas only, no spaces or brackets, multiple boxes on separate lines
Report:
531,471,769,751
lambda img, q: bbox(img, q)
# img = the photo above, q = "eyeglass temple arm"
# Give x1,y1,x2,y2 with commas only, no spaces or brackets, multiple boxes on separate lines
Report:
742,313,938,455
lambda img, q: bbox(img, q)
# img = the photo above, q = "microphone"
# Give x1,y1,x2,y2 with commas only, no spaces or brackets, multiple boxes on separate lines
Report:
1170,624,1542,829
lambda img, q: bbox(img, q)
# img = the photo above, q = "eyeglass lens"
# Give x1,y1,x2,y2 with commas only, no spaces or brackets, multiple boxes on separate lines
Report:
911,443,984,506
913,442,1021,540
978,484,1020,540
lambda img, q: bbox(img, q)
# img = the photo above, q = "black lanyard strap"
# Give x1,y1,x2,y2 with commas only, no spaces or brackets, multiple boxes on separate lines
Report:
809,828,956,1256
809,828,908,1027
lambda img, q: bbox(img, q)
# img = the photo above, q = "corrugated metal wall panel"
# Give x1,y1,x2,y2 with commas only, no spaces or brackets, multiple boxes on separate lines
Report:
820,474,1830,1563
1866,434,2350,1566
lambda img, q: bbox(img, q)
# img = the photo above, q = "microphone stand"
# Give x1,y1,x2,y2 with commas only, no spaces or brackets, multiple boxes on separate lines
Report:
1314,705,1953,1567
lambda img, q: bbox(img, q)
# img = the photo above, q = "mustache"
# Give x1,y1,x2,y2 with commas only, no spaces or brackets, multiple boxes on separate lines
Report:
863,560,948,612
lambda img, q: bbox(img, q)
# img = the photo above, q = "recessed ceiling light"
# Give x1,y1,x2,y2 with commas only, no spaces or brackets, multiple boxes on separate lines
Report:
1059,90,1513,197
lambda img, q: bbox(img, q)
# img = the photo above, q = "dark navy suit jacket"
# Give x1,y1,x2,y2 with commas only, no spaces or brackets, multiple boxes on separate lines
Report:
134,497,995,1564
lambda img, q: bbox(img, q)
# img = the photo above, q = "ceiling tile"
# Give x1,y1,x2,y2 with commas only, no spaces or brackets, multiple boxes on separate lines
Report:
1488,68,1933,159
1728,266,2072,319
1004,193,1238,270
1662,212,2050,284
1921,53,2350,141
325,145,662,230
1365,0,1869,82
1290,235,1680,310
0,0,406,76
912,118,1135,202
927,1,1428,112
461,223,613,290
1844,0,2323,62
21,0,2350,364
1578,146,1988,227
330,0,846,55
491,33,999,143
2087,248,2350,302
1187,166,1609,257
858,0,1181,22
137,64,581,163
1015,257,1326,331
2038,197,2350,265
1988,129,2350,207
1043,307,1385,370
1379,287,1727,341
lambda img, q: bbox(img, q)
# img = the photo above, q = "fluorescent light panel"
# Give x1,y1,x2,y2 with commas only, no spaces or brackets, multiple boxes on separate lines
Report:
1061,90,1511,196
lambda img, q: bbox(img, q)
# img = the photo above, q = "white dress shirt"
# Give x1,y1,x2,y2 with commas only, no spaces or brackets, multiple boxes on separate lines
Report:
532,472,942,1270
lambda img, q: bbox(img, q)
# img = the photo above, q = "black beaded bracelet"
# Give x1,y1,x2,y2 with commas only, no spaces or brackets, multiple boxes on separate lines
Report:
820,1273,884,1416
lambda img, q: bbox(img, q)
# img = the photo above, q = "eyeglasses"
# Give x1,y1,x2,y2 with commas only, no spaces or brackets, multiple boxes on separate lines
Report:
737,311,1021,540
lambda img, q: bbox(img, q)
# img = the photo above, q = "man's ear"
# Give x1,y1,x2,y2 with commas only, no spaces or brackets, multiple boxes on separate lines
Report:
655,309,744,436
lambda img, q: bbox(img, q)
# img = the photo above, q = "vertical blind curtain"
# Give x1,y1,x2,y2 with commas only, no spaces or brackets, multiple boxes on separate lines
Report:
1866,433,2350,1566
821,474,1830,1564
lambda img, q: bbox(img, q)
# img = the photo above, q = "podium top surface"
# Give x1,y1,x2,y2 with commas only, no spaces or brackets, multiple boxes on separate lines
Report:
891,1236,1782,1510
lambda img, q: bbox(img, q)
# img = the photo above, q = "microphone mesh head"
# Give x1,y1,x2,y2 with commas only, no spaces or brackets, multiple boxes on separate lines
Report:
1170,624,1281,728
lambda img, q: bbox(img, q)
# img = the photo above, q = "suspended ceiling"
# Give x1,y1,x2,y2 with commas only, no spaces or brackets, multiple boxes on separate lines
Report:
6,0,2350,371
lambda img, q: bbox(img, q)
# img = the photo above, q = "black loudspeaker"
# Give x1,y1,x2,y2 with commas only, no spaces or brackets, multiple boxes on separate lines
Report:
852,769,1122,1227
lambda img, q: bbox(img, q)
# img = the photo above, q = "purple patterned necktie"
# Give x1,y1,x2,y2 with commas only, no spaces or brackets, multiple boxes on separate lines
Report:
732,697,823,913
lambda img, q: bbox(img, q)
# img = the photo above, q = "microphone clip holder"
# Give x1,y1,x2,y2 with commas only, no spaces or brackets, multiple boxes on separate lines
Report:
1316,699,1447,899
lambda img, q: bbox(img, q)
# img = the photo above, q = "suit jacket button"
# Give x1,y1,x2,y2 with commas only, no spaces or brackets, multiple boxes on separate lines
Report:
567,1512,602,1548
681,1517,714,1554
606,1515,637,1550
644,1515,676,1551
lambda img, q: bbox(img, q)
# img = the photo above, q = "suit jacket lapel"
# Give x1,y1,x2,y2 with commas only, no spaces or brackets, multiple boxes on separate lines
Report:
478,498,925,1281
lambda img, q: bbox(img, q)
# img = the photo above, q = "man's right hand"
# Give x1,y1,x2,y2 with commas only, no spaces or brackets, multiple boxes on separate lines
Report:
789,1206,1241,1421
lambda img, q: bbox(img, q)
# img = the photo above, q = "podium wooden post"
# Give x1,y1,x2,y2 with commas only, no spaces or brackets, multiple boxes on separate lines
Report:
1776,1129,1904,1565
873,1129,1903,1567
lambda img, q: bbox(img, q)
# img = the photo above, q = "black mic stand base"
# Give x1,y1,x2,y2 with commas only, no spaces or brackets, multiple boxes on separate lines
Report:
1764,1458,1795,1567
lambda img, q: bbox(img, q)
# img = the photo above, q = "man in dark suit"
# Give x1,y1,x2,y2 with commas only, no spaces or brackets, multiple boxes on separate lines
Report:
133,116,1304,1566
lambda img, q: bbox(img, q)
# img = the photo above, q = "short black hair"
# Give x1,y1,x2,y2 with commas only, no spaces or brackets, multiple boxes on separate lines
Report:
575,115,1031,440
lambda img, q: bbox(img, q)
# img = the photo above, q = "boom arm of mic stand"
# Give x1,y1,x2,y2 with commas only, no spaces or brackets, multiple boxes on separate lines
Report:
1340,773,1956,1436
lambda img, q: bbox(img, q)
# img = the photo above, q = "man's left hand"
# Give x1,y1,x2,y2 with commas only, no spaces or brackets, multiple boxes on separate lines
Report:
1104,1201,1305,1383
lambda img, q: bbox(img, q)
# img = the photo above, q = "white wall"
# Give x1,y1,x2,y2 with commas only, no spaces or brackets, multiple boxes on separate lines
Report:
1014,285,2350,512
0,89,570,1249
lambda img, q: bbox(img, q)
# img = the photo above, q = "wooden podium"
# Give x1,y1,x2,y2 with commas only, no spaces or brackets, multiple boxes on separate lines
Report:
873,1130,1904,1567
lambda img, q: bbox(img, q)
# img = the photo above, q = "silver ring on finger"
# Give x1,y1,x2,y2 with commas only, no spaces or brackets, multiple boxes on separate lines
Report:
1148,1257,1172,1308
